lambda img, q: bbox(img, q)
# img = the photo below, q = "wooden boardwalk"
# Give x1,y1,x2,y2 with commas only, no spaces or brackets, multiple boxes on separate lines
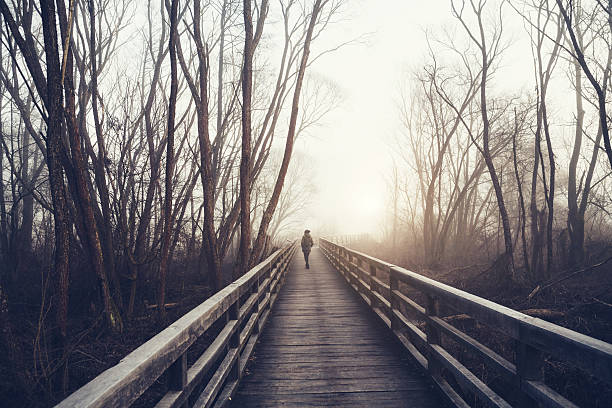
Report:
56,241,612,408
230,247,443,407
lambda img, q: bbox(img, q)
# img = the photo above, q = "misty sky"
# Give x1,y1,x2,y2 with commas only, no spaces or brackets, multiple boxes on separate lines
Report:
294,0,571,237
294,1,452,236
118,0,576,239
297,1,439,236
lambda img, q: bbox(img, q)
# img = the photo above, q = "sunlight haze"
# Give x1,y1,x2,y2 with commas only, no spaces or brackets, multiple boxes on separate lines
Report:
299,0,435,237
295,0,573,239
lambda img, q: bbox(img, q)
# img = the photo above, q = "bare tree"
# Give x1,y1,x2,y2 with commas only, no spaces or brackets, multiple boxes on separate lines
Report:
557,0,612,170
564,0,612,266
157,0,179,321
249,0,328,267
239,0,257,276
451,0,516,280
0,0,73,339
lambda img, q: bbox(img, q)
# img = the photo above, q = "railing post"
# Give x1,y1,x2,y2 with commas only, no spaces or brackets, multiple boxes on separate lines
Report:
228,298,240,381
332,244,339,268
347,253,355,286
516,324,544,407
346,251,352,281
271,259,279,295
368,263,378,308
389,269,399,332
264,261,272,311
425,294,443,378
252,274,261,334
278,254,286,286
352,254,358,286
359,259,366,295
353,257,361,293
167,353,187,391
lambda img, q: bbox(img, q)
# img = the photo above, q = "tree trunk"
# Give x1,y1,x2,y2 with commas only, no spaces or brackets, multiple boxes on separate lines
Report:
197,0,223,291
568,57,585,268
557,0,612,170
129,10,168,316
40,0,72,342
19,130,34,255
158,0,179,321
56,0,122,332
0,95,7,269
239,0,255,277
565,1,612,268
476,13,515,280
87,0,122,309
249,0,323,267
512,116,529,272
530,94,543,279
542,101,555,277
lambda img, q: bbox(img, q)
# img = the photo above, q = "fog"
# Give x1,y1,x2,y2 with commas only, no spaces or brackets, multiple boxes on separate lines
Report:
291,0,544,238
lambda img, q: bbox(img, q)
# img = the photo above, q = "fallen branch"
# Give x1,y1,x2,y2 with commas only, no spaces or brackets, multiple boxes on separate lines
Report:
439,263,488,278
443,314,472,323
519,308,565,320
443,308,565,323
593,298,612,309
528,255,612,299
145,302,179,310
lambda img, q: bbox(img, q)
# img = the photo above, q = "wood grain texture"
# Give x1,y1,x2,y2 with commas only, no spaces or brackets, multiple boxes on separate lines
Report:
230,247,443,407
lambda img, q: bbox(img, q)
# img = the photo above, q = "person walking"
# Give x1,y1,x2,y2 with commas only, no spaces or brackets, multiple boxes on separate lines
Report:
301,229,314,269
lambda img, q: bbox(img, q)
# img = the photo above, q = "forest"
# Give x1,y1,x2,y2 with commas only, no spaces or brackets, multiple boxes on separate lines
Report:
1,0,612,407
0,0,339,405
375,0,612,311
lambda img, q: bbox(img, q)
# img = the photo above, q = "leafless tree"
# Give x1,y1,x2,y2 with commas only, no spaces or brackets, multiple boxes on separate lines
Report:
450,0,516,280
563,0,612,266
557,0,612,170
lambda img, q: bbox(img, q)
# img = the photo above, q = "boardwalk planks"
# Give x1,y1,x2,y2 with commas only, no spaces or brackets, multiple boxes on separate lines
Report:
55,244,296,408
320,238,612,408
230,247,443,408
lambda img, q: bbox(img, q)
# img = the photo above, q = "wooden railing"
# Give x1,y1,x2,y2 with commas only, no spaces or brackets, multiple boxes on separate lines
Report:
56,242,297,408
320,238,612,408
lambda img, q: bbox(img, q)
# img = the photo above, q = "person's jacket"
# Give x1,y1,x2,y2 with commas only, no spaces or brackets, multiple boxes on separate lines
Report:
301,233,313,251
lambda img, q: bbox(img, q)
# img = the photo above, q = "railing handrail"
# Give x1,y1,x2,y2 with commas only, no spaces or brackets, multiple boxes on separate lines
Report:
56,242,297,408
390,264,612,374
320,237,612,408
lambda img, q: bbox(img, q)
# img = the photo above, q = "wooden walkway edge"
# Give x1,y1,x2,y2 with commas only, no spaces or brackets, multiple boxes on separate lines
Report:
230,247,443,407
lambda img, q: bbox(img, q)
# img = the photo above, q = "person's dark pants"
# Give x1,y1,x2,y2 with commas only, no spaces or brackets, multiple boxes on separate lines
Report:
303,249,310,268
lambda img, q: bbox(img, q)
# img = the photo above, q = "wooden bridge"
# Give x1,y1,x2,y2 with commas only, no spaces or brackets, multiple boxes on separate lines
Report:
56,239,612,408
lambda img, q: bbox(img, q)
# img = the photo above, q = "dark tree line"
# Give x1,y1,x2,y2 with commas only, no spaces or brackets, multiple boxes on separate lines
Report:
0,0,341,401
